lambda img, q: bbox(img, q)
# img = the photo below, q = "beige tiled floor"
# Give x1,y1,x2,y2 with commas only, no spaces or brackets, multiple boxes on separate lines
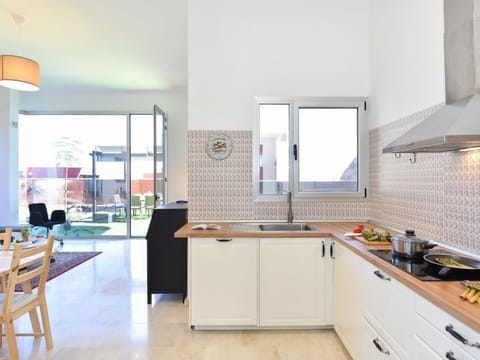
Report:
2,239,351,360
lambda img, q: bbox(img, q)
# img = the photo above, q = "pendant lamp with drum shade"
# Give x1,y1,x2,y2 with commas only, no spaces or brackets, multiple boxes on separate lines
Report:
0,13,40,92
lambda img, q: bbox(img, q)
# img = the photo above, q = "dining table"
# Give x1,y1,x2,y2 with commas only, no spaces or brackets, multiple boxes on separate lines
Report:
1,235,60,276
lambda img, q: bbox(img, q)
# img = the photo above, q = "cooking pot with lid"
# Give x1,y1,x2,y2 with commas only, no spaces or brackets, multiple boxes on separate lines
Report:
389,230,437,258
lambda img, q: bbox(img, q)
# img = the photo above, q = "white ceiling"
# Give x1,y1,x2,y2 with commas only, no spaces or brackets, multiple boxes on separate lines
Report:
0,0,187,92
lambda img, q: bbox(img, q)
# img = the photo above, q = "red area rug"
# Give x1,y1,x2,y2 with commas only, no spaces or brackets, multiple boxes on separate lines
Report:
16,251,102,291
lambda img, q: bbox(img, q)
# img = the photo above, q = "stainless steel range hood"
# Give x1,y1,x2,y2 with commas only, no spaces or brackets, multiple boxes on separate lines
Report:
383,0,480,154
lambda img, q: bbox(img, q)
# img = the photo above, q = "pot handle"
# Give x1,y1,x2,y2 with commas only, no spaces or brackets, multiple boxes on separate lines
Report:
423,243,437,250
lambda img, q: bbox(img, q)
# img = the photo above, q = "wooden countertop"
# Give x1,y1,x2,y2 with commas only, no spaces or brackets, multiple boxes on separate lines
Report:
175,221,480,333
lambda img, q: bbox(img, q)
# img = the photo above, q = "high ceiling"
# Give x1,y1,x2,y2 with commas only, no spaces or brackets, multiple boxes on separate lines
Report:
0,0,187,92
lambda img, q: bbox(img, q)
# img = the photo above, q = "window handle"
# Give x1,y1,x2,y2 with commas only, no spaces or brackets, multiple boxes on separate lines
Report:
293,144,298,160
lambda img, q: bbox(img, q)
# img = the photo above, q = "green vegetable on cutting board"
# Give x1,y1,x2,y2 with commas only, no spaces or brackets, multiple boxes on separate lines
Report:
361,227,390,242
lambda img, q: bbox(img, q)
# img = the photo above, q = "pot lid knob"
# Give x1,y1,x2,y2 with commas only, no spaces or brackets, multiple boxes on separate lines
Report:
404,229,416,236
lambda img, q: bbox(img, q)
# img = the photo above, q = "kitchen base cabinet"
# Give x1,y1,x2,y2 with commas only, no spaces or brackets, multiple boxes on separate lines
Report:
146,203,187,304
415,295,479,360
334,240,367,358
189,237,258,328
259,238,330,327
359,316,401,360
334,241,414,359
189,237,333,329
363,262,414,359
414,312,475,360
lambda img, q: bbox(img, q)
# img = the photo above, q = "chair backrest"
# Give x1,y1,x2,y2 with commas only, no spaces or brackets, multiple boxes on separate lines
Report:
29,203,49,223
0,227,13,251
3,235,54,311
114,194,122,204
131,195,142,207
145,194,155,207
29,212,46,227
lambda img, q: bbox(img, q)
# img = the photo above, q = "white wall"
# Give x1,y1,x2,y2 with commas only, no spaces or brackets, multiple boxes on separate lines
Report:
19,88,188,202
188,0,370,130
0,88,20,224
369,0,445,129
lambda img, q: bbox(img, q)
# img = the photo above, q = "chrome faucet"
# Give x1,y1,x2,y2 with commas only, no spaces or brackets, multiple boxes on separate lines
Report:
287,191,294,223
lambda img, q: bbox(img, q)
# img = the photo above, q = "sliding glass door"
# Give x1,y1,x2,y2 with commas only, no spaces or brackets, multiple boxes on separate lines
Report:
18,110,166,238
129,106,166,237
154,105,167,208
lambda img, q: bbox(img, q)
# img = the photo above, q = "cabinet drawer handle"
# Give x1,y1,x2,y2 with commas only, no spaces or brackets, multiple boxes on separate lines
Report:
330,242,335,259
374,270,391,281
216,238,232,242
445,351,457,360
445,324,480,348
372,338,390,355
322,241,325,257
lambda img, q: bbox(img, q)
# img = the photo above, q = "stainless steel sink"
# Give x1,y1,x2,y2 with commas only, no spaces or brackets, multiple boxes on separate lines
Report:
228,222,317,232
228,223,261,232
259,223,315,231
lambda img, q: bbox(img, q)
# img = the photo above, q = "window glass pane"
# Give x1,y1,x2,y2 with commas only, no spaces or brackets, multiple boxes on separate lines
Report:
298,108,358,192
259,104,289,195
18,114,128,237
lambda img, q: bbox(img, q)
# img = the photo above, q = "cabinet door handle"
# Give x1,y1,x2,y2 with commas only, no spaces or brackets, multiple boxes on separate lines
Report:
372,338,390,355
330,242,335,259
445,351,457,360
445,324,480,348
216,238,232,242
374,270,391,281
322,241,325,257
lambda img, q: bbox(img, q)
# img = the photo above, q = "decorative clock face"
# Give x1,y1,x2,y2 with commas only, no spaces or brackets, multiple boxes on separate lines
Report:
207,134,232,160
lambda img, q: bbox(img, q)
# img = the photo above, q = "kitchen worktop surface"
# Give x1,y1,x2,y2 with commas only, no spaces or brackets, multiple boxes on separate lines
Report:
175,221,480,333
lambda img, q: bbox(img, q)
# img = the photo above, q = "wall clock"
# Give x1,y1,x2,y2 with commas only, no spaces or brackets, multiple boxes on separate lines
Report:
207,134,232,160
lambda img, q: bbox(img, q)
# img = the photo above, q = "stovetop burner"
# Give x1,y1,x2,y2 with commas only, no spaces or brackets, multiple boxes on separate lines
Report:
368,249,480,281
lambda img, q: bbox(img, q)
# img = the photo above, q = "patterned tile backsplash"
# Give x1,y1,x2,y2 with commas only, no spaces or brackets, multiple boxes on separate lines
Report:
188,130,367,222
370,103,480,254
188,104,480,254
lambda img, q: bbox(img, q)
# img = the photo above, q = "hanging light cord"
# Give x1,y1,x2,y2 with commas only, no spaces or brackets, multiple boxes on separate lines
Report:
10,12,25,56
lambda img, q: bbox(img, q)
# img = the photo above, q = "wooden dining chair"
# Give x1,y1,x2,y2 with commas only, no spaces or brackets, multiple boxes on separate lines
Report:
0,227,13,252
0,228,13,292
0,235,54,360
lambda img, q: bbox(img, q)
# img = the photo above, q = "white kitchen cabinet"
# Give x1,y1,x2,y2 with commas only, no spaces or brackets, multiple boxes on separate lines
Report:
334,241,368,358
334,241,415,359
189,237,258,327
415,295,480,360
259,237,331,327
414,311,476,360
362,262,415,359
358,316,401,360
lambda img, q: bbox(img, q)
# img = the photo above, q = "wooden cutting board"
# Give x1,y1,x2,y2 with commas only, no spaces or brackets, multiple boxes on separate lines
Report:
344,233,392,248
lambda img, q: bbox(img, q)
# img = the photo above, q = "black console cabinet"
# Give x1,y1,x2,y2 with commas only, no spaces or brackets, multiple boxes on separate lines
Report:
146,202,188,304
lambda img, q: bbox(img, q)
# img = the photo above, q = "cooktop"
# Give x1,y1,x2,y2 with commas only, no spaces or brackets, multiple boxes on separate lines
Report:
368,249,480,281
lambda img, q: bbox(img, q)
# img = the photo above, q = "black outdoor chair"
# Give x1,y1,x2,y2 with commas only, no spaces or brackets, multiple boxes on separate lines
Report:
28,203,66,245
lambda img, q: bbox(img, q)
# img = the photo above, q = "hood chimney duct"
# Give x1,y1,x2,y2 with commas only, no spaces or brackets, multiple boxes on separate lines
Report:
444,0,474,103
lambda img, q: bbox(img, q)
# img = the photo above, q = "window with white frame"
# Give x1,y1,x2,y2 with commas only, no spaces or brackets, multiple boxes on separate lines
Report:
253,97,368,199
